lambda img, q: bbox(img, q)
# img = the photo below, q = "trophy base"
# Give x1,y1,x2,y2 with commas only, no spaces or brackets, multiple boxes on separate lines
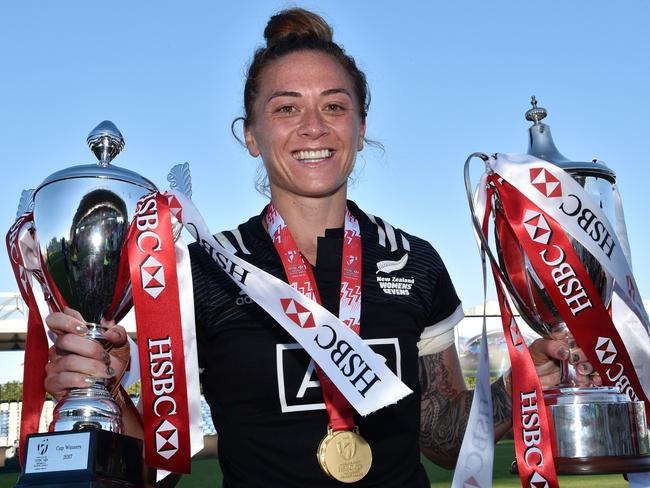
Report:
14,429,143,487
554,454,650,475
511,454,650,476
511,386,650,476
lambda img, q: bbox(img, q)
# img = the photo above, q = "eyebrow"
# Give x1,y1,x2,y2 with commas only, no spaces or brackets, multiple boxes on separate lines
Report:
266,88,353,104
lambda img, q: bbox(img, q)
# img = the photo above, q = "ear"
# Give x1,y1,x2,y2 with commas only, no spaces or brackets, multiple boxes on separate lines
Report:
244,123,260,157
357,119,366,151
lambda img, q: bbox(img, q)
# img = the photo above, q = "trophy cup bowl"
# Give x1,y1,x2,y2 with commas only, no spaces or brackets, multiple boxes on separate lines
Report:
465,98,650,474
15,121,157,487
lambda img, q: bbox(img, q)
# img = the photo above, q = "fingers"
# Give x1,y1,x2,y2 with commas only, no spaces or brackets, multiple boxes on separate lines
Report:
55,332,106,360
102,325,128,348
64,307,85,323
530,338,570,363
46,312,88,336
529,339,602,388
47,354,117,380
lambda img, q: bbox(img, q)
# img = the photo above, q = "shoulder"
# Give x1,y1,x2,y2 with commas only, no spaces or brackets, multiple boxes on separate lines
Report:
349,200,447,278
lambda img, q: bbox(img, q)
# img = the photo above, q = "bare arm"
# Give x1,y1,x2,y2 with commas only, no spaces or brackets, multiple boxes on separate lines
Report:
418,345,512,469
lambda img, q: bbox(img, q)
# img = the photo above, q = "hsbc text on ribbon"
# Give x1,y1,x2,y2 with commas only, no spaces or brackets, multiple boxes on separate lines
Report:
313,324,381,397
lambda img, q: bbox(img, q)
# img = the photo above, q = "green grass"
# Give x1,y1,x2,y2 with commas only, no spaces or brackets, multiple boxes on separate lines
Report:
0,441,630,487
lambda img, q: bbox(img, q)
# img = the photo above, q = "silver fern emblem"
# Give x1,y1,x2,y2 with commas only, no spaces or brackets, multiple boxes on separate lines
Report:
167,162,192,197
376,253,409,274
16,189,35,218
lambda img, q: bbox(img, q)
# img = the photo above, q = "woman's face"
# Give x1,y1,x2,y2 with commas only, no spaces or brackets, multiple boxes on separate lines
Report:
244,50,366,200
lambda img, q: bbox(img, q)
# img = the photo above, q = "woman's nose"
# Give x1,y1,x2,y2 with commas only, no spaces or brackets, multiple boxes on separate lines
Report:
298,109,328,138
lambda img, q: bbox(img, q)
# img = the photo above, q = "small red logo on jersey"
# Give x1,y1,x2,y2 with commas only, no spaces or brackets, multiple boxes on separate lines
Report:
530,168,562,198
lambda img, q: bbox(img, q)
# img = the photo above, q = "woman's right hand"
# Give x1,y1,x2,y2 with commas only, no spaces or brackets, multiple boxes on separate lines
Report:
44,307,129,401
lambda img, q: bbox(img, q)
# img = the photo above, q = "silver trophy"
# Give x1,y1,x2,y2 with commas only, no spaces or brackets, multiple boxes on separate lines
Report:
14,121,158,487
465,98,650,474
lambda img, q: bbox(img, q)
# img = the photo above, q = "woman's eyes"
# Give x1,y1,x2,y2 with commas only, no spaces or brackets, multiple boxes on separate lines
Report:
272,102,348,115
324,103,345,112
275,105,297,114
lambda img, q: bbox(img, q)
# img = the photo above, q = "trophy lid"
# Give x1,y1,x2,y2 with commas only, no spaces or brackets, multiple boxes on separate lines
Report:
525,96,615,182
35,121,158,194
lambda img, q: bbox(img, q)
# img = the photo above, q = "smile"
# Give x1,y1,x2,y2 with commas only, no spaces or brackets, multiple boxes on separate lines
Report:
292,149,333,163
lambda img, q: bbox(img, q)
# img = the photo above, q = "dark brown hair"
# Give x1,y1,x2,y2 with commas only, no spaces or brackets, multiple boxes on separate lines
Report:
242,8,370,126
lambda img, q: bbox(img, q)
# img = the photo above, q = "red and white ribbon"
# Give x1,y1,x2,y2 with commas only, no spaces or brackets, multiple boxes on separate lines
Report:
6,193,203,475
6,213,49,466
173,190,412,416
465,177,560,488
125,192,201,474
490,154,650,405
266,204,361,431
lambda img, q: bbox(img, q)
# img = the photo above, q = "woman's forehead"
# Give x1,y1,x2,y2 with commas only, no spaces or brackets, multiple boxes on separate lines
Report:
257,51,355,96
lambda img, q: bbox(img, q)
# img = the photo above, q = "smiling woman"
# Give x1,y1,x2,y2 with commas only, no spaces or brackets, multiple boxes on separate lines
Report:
41,7,590,488
244,50,365,213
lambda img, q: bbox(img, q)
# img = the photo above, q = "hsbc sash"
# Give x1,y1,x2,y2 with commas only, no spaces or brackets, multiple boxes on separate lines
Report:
266,204,361,431
126,192,199,474
490,154,650,405
468,181,559,488
172,190,412,416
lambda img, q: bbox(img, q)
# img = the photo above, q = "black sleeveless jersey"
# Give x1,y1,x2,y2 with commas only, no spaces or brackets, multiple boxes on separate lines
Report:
189,201,461,488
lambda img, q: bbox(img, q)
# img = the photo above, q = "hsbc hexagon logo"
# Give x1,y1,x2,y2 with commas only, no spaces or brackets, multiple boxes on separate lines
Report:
155,419,179,459
529,471,549,488
463,476,481,488
595,336,617,365
523,210,552,245
141,255,165,299
530,168,562,198
281,298,316,328
509,317,525,353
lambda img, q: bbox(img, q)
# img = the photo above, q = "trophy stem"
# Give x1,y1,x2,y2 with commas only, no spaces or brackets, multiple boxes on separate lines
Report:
51,323,123,433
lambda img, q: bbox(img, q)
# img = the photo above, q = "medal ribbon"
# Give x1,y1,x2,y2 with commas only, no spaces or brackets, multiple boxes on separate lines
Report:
126,192,191,473
171,190,411,416
266,204,361,431
6,213,48,466
493,176,650,412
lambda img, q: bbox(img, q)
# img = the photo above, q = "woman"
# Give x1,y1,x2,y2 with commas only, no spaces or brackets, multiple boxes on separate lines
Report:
44,8,597,487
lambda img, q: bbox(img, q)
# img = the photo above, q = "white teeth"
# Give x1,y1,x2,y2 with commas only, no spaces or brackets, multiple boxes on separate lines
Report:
292,149,332,161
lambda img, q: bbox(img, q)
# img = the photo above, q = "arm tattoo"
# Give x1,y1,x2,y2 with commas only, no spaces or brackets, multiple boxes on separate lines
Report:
418,352,513,467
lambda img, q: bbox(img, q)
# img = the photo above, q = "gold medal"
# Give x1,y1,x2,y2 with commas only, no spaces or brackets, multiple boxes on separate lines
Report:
317,427,372,483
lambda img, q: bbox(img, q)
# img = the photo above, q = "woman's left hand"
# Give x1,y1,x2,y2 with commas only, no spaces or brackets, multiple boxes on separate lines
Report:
528,337,602,390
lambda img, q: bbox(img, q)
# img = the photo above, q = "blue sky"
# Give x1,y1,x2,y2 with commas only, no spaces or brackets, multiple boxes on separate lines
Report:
1,1,649,380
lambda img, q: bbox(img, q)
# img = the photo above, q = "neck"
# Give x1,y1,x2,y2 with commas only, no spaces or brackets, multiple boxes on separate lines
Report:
269,187,348,264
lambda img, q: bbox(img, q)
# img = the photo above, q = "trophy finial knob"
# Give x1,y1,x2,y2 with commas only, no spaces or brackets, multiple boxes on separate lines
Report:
525,95,548,125
87,121,125,165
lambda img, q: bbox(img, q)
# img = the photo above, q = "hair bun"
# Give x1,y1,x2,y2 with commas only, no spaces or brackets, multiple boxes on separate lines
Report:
264,8,333,47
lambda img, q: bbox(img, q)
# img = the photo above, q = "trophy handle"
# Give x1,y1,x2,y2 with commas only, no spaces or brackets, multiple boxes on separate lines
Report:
464,152,573,384
463,152,528,307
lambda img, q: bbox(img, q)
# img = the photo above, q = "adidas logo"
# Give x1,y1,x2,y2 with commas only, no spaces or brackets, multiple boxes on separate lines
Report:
236,289,253,306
